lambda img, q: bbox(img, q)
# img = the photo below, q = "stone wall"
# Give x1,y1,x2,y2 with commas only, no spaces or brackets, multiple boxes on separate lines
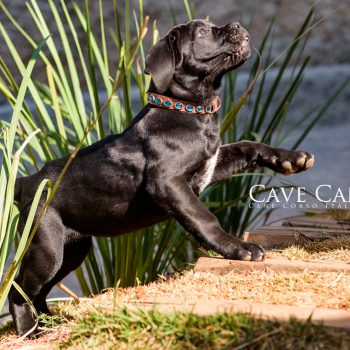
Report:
0,0,348,82
150,0,350,66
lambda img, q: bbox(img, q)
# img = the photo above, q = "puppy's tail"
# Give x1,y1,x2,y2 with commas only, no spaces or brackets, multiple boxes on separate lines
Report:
14,177,23,202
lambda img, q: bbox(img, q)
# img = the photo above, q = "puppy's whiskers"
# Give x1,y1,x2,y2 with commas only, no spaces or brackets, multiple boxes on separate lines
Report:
252,47,261,60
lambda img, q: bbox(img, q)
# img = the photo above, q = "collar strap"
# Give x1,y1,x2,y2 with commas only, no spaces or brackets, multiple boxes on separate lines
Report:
147,92,221,115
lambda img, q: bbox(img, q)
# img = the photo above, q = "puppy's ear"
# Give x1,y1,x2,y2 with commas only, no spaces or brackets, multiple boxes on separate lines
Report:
145,33,177,93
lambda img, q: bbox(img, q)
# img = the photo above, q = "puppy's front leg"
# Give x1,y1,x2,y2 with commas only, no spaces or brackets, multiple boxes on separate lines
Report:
147,178,265,261
210,141,314,186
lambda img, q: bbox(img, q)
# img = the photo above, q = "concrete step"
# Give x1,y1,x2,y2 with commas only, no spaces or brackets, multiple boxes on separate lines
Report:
194,257,350,275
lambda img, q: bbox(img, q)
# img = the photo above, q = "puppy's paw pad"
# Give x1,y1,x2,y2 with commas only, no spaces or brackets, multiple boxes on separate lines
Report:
282,160,292,171
294,152,314,171
305,155,314,169
242,243,265,261
296,154,307,168
281,160,293,175
270,155,278,165
237,249,252,261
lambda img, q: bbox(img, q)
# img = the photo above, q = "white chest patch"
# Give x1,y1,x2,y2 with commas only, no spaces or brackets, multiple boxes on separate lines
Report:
197,148,219,193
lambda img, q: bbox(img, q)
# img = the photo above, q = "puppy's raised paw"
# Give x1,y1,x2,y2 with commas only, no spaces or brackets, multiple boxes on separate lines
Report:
290,152,314,174
270,151,314,175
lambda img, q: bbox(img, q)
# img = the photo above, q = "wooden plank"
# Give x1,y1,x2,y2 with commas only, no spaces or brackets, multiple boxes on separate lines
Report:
194,257,350,275
131,297,350,330
255,226,350,233
243,226,350,248
282,216,350,230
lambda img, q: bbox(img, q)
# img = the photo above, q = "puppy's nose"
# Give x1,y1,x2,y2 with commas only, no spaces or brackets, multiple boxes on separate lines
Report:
226,22,241,31
233,22,240,29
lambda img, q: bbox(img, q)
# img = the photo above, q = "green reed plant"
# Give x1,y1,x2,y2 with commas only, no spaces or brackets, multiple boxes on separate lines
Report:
0,39,50,313
0,0,194,297
0,0,348,300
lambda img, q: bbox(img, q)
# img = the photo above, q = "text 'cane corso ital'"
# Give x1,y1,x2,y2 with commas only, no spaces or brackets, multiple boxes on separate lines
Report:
10,19,314,337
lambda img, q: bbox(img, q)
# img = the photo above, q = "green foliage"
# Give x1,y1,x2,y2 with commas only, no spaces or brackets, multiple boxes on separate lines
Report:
0,0,348,302
59,307,350,349
0,39,50,313
0,0,194,298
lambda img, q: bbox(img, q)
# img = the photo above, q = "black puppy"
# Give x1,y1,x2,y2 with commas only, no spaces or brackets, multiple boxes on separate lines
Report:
10,20,314,337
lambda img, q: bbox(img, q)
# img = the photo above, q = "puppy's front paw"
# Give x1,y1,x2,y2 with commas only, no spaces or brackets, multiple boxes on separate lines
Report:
269,151,314,175
226,242,265,261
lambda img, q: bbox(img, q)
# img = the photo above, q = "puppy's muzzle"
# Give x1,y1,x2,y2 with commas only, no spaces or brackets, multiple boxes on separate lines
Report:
225,22,250,44
224,22,251,61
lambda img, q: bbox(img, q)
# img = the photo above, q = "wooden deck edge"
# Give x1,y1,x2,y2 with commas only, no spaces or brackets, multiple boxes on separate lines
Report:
243,228,350,248
282,215,350,230
130,297,350,330
255,225,350,233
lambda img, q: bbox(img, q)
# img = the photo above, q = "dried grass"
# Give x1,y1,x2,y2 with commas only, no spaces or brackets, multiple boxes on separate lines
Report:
0,324,70,350
56,238,350,318
56,269,350,323
268,237,350,262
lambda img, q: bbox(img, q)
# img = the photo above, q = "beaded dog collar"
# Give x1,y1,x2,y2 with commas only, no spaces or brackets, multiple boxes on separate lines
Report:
147,92,221,115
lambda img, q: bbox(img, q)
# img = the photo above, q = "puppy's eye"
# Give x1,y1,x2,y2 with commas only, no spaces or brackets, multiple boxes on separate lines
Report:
198,27,209,36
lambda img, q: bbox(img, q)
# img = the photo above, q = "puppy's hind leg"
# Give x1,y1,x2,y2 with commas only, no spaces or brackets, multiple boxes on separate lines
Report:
33,233,92,317
9,210,66,338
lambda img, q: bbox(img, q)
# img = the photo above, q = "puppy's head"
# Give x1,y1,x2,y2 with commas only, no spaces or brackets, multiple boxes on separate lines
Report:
145,20,251,101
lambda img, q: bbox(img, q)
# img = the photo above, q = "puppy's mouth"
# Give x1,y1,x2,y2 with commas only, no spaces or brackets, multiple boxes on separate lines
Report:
223,40,251,67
